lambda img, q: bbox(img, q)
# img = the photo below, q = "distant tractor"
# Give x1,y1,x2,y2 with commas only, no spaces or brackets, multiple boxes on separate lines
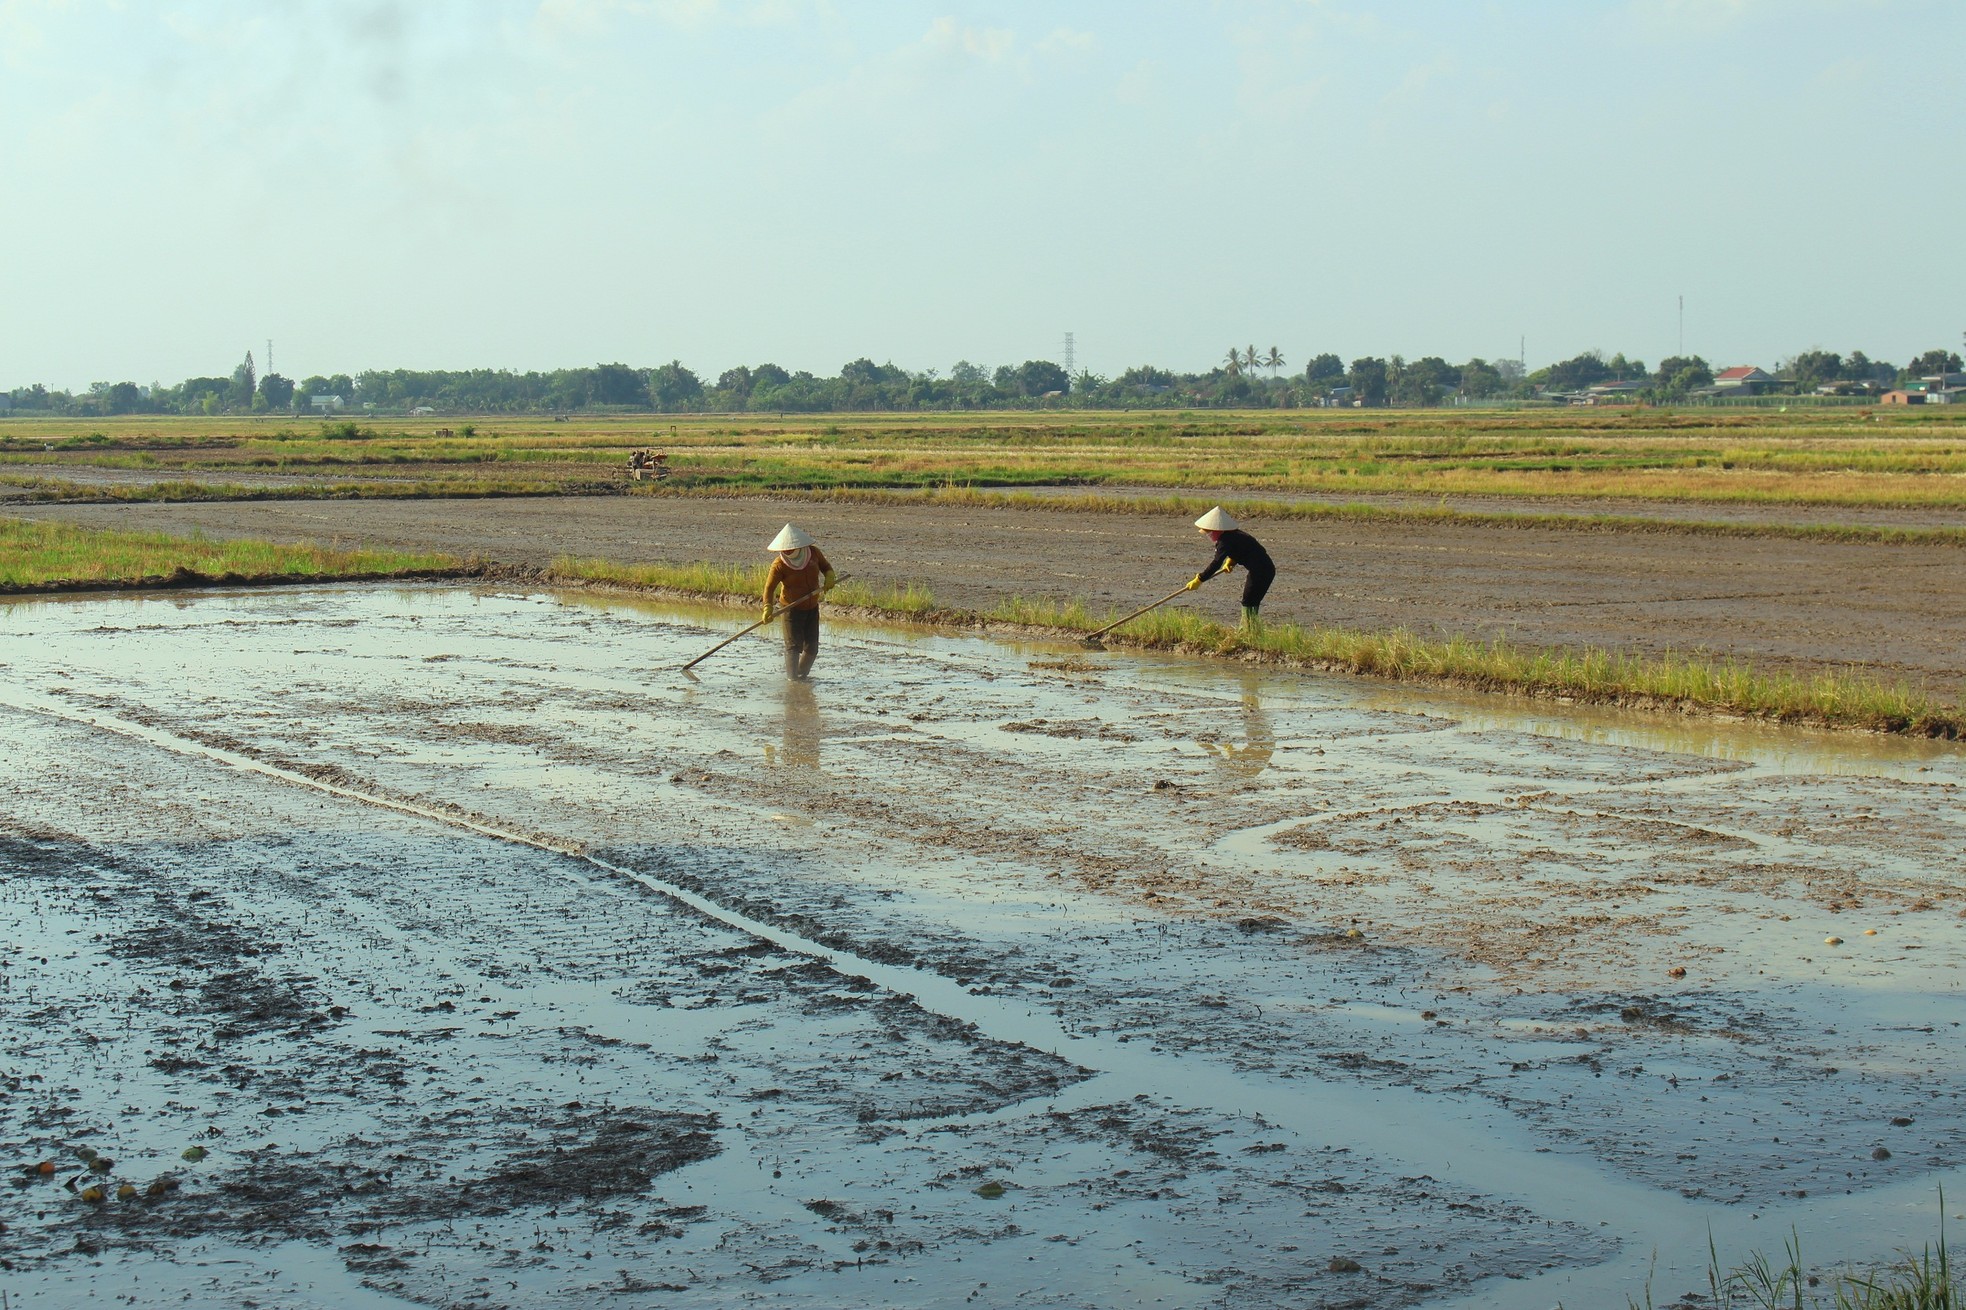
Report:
628,449,671,482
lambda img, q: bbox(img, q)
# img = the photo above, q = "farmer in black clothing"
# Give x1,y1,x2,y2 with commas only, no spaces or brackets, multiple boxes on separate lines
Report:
1185,506,1275,633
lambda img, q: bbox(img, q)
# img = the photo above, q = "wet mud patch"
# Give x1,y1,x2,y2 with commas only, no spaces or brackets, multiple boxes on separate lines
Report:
1478,995,1966,1203
1619,773,1966,870
0,803,1106,1304
1260,800,1767,979
1367,726,1753,787
612,934,1093,1124
1000,716,1141,743
9,1109,722,1298
1271,798,1755,873
435,1108,722,1217
111,917,337,1045
7,585,1966,1307
884,1096,1615,1307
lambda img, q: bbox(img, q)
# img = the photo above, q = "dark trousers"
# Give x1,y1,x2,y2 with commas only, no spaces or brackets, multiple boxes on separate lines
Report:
783,607,819,679
1240,564,1275,611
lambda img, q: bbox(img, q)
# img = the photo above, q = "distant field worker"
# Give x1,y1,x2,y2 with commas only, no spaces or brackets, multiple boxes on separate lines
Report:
1185,506,1275,632
762,524,836,680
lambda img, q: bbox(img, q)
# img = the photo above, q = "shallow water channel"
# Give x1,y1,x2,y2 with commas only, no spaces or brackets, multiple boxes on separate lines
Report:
1,584,1962,1309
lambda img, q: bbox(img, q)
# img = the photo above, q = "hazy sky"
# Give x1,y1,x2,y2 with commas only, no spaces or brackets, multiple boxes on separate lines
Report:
3,0,1960,390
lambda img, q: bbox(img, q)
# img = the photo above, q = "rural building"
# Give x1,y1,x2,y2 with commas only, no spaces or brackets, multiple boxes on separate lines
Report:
411,405,436,415
1881,390,1925,405
309,394,345,411
1713,366,1775,395
1914,373,1965,403
1585,379,1647,403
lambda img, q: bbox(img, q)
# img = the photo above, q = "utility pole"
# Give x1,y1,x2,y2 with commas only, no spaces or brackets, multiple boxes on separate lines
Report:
1062,332,1075,377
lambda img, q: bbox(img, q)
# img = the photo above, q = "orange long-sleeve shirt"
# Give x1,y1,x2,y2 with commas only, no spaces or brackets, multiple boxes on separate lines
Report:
763,547,834,612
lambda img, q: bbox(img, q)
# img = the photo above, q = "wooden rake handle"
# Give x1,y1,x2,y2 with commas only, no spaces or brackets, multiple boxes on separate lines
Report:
1083,579,1195,643
679,575,850,672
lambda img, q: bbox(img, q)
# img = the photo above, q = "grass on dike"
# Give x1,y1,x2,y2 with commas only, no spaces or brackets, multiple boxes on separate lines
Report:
0,519,455,588
544,557,1956,736
3,523,1950,736
982,595,1951,735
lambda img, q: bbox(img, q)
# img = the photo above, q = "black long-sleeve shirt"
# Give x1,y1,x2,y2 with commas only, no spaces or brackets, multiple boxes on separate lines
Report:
1201,529,1274,582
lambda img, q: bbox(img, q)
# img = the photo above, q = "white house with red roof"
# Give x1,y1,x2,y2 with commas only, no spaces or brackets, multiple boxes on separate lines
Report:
1713,365,1775,395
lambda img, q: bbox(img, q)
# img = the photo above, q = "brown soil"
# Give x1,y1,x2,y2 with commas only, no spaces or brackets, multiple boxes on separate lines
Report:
13,494,1966,697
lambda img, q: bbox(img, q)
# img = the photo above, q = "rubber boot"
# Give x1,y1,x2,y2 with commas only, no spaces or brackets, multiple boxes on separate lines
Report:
1240,606,1264,637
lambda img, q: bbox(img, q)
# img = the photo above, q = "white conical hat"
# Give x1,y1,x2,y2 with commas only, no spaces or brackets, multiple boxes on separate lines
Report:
767,523,814,551
1194,506,1239,531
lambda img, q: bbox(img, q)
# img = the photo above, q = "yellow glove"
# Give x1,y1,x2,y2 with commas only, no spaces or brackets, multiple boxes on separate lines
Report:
821,570,837,593
1220,560,1236,575
761,603,774,622
1184,575,1202,591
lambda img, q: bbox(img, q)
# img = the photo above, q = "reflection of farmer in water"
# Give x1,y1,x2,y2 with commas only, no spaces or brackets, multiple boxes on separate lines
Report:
761,524,836,682
1204,691,1275,781
1185,506,1275,634
770,679,821,768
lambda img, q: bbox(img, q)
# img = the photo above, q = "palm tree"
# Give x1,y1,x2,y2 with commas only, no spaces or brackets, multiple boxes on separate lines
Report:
1264,346,1285,379
1223,347,1243,376
1244,344,1260,375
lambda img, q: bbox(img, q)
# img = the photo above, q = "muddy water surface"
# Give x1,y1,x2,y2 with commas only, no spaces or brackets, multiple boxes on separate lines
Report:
1,585,1962,1309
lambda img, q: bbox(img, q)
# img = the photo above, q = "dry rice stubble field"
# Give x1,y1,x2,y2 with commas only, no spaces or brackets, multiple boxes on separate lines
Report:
7,407,1966,512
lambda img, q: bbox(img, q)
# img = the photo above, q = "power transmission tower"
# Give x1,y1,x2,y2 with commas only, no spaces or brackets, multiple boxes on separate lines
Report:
1062,332,1075,376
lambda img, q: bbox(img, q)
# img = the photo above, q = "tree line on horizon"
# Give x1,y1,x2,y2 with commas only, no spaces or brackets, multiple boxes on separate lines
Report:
6,345,1962,418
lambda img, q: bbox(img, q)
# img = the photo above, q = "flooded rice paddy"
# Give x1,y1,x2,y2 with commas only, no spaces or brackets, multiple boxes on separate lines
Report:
1,585,1962,1309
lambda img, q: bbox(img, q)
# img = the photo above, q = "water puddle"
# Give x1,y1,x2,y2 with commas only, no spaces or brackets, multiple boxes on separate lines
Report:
1,583,1962,1309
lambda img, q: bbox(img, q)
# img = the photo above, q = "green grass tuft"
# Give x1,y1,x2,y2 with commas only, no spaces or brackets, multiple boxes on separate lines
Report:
0,518,459,589
547,555,766,598
1604,1197,1961,1309
545,556,939,618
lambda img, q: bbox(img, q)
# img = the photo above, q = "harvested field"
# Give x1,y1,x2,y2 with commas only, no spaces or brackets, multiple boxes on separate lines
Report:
1,584,1963,1308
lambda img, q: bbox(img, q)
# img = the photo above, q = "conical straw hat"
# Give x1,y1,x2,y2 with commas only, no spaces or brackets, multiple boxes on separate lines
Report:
767,523,814,551
1193,506,1239,531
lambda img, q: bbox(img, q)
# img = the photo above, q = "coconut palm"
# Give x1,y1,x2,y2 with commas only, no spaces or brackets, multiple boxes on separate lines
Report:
1264,346,1285,379
1244,345,1260,375
1223,347,1243,376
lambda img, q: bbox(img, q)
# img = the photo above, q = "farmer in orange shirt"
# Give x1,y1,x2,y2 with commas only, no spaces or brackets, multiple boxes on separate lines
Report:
761,524,836,681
